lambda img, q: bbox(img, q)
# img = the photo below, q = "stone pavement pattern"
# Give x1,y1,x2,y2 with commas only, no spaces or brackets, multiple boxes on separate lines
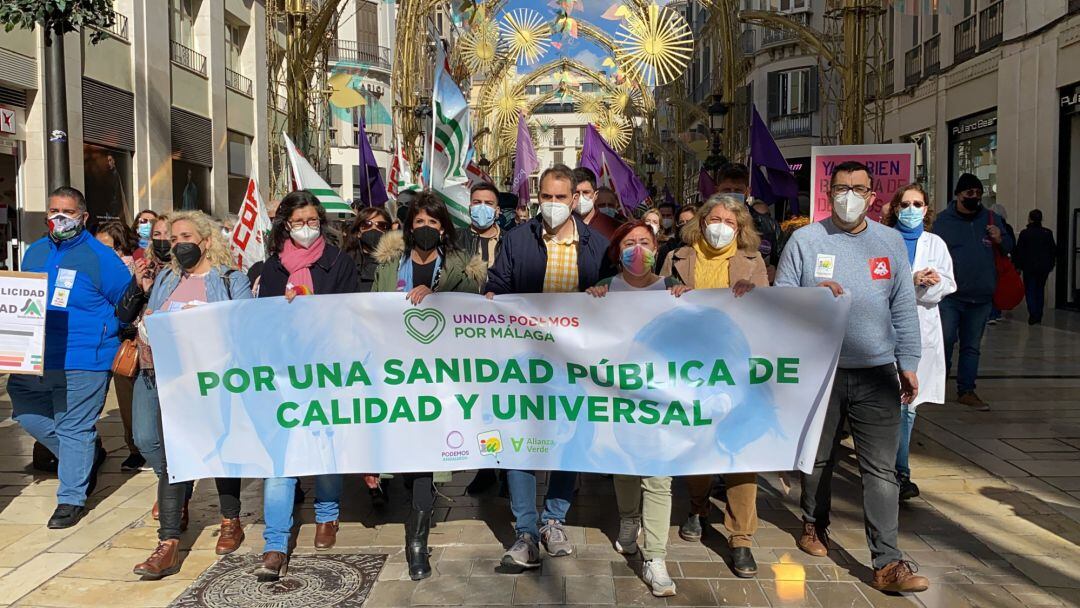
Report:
1,312,1079,607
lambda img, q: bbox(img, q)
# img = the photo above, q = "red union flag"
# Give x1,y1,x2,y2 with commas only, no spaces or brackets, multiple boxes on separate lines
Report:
230,178,272,273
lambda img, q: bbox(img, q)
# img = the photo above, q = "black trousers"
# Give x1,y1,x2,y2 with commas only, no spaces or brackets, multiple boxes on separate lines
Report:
800,364,903,569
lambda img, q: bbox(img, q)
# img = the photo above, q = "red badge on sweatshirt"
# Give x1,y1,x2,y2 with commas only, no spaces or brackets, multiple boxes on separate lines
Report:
869,257,892,280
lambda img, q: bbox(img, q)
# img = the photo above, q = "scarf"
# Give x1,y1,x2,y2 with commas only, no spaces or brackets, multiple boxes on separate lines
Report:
396,252,442,292
692,238,738,289
896,221,922,266
280,236,325,295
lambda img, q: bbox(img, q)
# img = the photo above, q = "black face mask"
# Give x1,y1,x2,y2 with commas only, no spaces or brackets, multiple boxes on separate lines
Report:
359,229,384,251
151,239,172,261
172,242,203,270
411,226,442,252
959,197,983,213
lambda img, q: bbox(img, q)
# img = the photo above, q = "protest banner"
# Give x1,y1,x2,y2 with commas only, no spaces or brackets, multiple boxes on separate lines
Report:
810,144,916,222
0,271,47,375
146,289,851,482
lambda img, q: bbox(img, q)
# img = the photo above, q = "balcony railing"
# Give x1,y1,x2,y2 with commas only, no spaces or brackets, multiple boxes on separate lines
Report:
904,45,922,88
552,137,565,147
923,33,941,76
275,93,287,113
954,14,977,63
769,112,813,139
979,0,1004,51
170,41,207,76
761,12,809,49
328,40,392,71
225,68,253,96
92,12,129,40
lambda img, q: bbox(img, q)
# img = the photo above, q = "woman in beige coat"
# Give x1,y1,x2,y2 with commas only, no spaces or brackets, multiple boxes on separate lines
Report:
659,194,768,579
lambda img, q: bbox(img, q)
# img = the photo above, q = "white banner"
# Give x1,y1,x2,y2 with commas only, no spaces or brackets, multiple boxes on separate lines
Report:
146,289,851,482
228,178,271,273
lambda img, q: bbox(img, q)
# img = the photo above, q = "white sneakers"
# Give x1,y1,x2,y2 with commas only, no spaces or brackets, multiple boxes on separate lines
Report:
642,558,677,597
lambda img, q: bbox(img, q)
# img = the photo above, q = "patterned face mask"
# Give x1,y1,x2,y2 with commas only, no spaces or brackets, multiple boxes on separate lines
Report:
48,213,84,241
620,244,656,277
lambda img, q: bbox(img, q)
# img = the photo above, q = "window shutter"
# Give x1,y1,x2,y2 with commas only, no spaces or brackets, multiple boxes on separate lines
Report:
808,67,820,113
767,71,780,118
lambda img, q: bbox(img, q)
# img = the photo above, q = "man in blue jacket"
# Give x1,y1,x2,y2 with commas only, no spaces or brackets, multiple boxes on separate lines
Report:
7,187,131,528
485,165,608,571
932,174,1013,411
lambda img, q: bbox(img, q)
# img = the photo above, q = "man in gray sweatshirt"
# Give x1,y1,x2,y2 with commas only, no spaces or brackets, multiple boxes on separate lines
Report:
775,160,927,594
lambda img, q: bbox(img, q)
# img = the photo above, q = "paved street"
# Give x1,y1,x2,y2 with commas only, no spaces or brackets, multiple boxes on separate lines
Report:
1,312,1079,607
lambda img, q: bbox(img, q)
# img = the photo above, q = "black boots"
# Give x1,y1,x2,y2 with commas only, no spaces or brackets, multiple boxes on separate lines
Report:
405,508,432,581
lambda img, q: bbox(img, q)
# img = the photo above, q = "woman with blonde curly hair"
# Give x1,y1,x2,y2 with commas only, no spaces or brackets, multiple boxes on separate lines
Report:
119,211,254,580
659,193,768,579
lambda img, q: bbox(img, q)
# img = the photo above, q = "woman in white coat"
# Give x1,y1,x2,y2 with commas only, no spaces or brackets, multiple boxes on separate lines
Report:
884,184,956,501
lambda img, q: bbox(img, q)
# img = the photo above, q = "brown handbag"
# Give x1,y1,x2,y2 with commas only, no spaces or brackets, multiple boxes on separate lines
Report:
111,338,139,377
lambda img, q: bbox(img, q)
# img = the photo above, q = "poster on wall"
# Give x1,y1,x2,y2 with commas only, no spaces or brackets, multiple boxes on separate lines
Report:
810,144,916,222
0,271,47,375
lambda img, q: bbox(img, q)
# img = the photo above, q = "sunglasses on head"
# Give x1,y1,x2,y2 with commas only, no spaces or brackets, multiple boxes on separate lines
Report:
361,220,390,231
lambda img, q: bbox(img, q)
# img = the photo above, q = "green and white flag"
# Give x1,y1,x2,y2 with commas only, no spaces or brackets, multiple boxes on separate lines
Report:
283,132,354,215
427,42,471,228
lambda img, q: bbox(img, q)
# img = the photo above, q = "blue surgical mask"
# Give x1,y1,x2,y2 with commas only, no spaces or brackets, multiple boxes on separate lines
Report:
137,223,152,239
724,192,746,204
599,207,618,218
898,206,925,230
470,204,496,229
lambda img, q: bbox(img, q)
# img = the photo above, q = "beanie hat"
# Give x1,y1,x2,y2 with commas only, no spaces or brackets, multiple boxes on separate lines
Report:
954,173,983,195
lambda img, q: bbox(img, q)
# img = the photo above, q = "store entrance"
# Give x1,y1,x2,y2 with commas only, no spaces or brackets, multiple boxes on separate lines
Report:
0,152,19,270
1058,92,1080,310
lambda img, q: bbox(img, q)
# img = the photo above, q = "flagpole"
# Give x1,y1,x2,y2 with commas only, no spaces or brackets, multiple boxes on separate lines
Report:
361,115,373,208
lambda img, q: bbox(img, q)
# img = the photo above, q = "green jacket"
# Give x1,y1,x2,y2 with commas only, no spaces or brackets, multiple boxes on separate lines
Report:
371,231,486,294
371,231,484,482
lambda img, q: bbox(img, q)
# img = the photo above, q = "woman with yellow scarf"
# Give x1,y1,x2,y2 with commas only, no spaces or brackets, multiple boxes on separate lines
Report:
659,194,769,579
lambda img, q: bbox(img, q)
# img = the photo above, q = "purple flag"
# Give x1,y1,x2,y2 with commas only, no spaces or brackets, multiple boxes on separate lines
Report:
698,168,717,200
512,113,538,206
580,124,648,211
358,118,388,207
749,105,799,207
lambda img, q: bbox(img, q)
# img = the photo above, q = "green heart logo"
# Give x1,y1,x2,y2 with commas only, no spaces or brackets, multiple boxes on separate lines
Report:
403,308,446,344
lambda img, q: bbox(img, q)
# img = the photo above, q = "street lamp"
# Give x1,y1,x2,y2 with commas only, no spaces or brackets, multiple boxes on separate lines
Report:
644,151,659,194
477,155,491,182
705,93,729,175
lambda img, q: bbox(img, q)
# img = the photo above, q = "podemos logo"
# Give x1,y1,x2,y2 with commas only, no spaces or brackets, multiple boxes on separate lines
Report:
403,308,446,344
441,430,469,462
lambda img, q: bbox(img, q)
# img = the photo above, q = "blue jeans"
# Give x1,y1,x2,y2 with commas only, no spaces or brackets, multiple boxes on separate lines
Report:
262,475,343,553
8,370,111,506
895,404,917,478
506,470,577,539
939,297,993,394
131,371,165,475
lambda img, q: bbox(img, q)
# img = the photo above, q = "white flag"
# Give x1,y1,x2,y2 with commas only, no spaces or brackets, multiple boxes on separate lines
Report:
282,132,354,214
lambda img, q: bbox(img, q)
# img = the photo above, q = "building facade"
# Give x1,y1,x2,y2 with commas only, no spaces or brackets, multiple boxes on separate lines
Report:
326,0,396,204
875,0,1080,310
0,0,273,264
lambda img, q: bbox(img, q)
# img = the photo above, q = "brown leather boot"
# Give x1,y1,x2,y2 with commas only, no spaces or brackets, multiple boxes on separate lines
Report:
151,500,159,520
133,539,181,579
215,518,245,555
314,520,339,550
797,522,829,557
254,551,289,581
871,560,929,593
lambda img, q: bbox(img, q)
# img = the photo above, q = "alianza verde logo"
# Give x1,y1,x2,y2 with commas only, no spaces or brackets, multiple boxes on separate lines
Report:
19,298,43,318
402,308,446,344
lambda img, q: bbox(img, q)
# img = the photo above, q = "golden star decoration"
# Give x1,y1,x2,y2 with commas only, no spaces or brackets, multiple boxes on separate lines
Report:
500,9,552,66
594,107,632,152
486,75,530,136
460,20,502,73
614,3,694,86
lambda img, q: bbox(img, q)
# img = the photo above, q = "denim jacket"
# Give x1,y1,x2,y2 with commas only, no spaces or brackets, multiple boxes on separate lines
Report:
146,265,253,311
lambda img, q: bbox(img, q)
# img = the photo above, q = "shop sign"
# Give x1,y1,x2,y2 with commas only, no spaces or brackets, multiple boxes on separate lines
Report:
950,111,997,137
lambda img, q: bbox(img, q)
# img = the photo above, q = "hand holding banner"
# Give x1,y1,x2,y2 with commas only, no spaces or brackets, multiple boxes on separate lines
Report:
146,289,850,482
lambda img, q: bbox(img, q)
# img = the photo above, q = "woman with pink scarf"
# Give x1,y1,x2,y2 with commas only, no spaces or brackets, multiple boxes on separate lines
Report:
252,190,358,581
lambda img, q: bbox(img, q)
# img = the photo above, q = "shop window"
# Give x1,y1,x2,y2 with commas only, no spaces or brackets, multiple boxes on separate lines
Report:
173,160,211,214
83,144,132,225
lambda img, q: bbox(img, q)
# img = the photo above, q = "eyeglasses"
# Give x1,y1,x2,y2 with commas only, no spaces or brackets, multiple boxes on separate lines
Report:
287,219,321,230
830,185,871,197
899,200,927,209
136,217,155,225
360,220,390,231
958,188,983,198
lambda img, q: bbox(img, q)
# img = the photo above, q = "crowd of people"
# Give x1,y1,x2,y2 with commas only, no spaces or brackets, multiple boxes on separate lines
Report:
6,158,1059,598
